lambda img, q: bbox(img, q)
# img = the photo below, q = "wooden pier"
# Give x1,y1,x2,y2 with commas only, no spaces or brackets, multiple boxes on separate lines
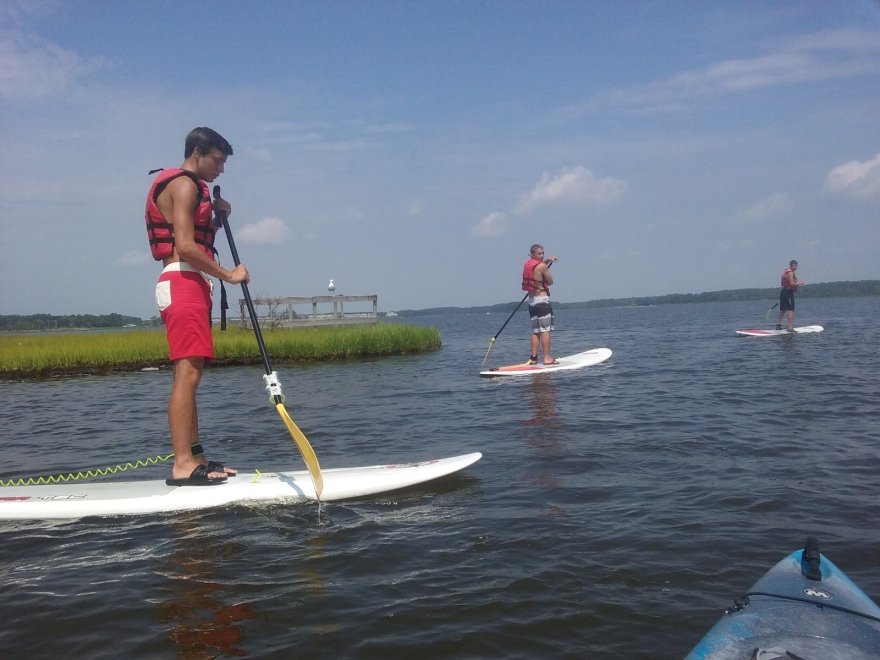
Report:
237,295,378,328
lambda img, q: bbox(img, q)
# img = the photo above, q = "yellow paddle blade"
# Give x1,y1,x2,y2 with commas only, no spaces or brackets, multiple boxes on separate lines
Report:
275,403,324,500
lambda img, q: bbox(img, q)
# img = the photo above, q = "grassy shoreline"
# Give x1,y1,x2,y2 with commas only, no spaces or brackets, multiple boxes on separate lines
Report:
0,323,440,380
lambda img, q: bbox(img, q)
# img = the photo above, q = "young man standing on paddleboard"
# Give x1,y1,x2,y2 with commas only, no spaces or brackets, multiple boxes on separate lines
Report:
776,260,805,332
522,244,558,365
146,127,249,486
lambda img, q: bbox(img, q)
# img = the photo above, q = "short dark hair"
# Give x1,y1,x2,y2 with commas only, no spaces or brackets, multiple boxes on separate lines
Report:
530,243,544,256
184,127,233,158
790,260,798,266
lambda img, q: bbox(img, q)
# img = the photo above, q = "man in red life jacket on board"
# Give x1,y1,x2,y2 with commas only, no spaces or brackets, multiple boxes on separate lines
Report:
146,127,249,486
776,259,805,332
522,244,558,365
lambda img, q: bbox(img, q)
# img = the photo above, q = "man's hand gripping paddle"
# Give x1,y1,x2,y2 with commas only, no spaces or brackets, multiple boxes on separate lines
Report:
213,186,324,500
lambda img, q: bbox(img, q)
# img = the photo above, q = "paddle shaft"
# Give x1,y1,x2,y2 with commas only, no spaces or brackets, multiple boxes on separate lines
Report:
213,187,274,379
490,292,529,342
213,186,324,499
481,292,528,367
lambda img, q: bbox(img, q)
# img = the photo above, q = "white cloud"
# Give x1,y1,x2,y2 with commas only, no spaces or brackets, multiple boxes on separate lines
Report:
472,211,508,238
310,138,368,152
825,153,880,199
602,52,824,112
741,192,794,221
276,130,325,146
515,166,627,214
343,208,364,223
244,147,273,162
0,29,102,100
558,28,880,119
781,28,880,54
115,250,151,266
237,217,291,244
366,122,413,134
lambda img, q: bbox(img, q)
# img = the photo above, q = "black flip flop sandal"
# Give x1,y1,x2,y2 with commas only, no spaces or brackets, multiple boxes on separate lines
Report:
166,464,228,487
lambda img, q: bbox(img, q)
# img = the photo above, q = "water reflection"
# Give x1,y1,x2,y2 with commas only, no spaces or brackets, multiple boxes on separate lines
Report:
518,377,560,429
158,515,257,658
518,377,566,495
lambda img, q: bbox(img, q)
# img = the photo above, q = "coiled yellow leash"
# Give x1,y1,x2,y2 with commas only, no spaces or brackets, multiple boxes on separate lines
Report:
0,454,173,487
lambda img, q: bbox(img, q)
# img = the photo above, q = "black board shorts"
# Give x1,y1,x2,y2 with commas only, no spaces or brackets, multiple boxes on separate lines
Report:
779,288,795,312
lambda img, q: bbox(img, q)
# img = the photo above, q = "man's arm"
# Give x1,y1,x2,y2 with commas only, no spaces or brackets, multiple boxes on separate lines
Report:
536,256,557,288
784,271,804,288
166,177,247,284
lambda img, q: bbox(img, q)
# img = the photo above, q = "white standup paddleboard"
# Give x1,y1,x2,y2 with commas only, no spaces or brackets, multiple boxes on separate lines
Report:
0,453,482,521
735,325,823,337
480,347,612,377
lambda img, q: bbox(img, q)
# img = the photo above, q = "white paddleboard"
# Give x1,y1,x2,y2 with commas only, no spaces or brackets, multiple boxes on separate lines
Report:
735,325,824,337
0,452,482,521
480,347,612,377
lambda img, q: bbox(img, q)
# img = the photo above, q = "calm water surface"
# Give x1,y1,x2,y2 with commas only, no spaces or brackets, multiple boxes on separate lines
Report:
1,297,878,658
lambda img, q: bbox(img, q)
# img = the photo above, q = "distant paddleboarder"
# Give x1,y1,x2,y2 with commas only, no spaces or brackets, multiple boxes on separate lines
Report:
522,244,558,365
776,260,805,332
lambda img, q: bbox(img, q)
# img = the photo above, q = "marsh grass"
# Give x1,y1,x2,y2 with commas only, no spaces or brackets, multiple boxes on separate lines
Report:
0,323,440,379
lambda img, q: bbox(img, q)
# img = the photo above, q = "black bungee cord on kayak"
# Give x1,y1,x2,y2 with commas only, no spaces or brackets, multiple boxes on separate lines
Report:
721,537,880,625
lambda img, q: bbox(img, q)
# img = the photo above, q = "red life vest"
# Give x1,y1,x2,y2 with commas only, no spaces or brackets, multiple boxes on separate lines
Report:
522,257,549,295
780,268,796,289
145,168,216,261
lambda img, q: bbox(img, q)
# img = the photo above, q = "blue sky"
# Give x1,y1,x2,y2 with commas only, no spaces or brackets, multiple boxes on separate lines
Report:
1,0,878,318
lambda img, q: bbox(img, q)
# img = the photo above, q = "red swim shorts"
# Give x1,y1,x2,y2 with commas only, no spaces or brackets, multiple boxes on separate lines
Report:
155,265,214,361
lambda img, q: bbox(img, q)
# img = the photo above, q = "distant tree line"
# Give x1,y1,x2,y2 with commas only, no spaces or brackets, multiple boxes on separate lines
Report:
4,280,878,326
560,279,880,310
0,313,157,331
400,279,880,316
